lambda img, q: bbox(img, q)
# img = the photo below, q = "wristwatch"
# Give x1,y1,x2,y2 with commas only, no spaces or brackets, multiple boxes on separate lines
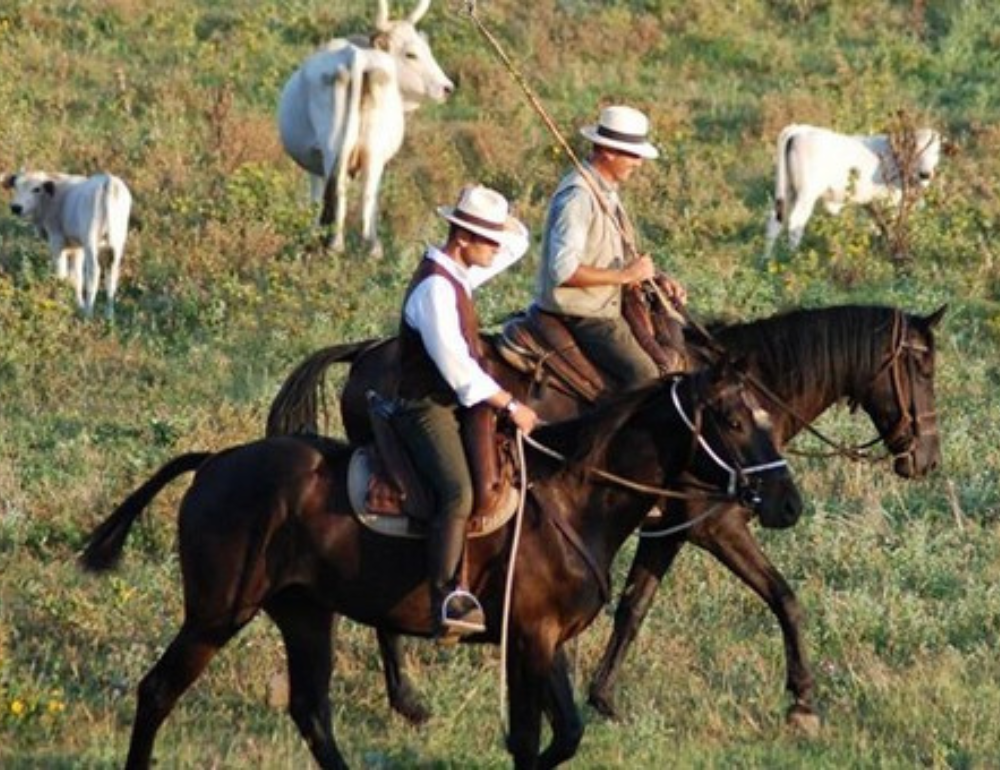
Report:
504,398,520,415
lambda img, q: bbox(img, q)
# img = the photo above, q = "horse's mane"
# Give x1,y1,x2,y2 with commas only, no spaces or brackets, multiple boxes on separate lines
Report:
708,305,901,400
532,381,667,473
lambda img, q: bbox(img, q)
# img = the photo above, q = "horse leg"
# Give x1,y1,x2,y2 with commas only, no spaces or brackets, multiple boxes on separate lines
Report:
376,629,430,725
696,517,820,734
125,620,236,769
588,533,686,719
267,598,347,770
539,647,583,769
505,644,547,769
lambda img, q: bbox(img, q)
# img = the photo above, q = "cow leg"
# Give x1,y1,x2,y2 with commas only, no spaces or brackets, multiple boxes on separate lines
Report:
105,245,123,321
359,164,384,259
319,173,345,253
539,647,583,769
81,244,101,318
268,598,348,770
376,629,431,725
52,247,69,280
694,514,820,734
124,620,237,769
588,532,686,719
764,210,783,257
785,194,818,251
66,247,86,313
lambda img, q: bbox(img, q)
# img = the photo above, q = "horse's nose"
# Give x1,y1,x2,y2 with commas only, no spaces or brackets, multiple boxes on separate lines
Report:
10,204,21,215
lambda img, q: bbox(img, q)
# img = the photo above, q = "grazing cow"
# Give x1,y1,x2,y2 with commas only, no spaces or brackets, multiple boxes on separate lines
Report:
4,170,132,319
278,0,454,257
765,123,942,254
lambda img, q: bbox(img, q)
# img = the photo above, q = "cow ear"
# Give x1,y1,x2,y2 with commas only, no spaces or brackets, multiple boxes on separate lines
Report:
1,173,15,189
43,180,56,196
371,31,390,51
942,138,959,157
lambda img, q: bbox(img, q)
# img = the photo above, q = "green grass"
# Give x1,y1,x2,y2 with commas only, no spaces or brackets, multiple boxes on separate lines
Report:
3,0,1000,766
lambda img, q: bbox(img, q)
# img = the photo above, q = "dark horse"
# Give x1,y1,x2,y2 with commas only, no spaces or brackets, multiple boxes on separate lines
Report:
81,363,802,769
264,303,944,730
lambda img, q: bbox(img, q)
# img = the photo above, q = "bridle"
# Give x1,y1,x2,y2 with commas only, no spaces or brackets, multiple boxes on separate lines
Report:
522,376,789,510
669,378,788,509
721,310,934,466
848,310,936,464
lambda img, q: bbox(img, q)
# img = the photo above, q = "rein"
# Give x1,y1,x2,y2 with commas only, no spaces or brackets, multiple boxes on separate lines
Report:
691,307,924,464
521,379,786,504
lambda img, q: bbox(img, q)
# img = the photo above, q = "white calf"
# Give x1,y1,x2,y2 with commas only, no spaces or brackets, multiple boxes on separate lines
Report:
5,171,132,319
765,124,942,253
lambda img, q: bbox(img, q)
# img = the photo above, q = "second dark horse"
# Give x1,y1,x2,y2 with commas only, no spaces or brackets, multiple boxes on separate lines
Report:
265,303,944,730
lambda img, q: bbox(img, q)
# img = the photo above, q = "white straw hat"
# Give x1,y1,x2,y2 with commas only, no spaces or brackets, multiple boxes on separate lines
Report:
437,185,527,248
580,105,659,160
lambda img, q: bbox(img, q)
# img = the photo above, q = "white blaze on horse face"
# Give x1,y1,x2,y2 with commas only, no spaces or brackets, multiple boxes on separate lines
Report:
752,407,774,432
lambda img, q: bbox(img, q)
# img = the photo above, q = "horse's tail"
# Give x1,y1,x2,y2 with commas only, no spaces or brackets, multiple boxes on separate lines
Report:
79,451,212,572
266,339,380,437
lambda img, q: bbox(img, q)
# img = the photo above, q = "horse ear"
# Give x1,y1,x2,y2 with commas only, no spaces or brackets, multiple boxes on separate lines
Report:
924,304,947,329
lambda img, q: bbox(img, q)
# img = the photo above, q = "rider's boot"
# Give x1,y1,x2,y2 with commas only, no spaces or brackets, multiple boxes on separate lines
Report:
428,517,485,637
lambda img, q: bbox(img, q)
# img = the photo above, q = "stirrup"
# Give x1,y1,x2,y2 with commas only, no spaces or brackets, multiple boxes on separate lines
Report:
440,587,486,634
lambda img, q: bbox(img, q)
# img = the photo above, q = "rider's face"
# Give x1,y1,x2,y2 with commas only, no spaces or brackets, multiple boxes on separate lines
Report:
460,232,503,268
603,148,645,182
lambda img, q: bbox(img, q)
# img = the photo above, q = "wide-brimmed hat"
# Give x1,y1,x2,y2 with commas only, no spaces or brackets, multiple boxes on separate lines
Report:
580,105,659,160
437,185,526,248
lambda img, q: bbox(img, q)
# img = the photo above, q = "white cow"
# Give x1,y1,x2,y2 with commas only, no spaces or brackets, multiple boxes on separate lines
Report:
765,124,942,254
278,0,454,257
4,170,132,319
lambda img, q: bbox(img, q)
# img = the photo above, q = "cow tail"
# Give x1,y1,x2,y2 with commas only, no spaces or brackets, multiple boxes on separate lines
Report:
341,49,366,179
774,126,798,224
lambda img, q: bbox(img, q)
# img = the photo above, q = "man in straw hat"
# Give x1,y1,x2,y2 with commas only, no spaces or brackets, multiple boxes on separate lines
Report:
535,104,688,388
394,184,539,638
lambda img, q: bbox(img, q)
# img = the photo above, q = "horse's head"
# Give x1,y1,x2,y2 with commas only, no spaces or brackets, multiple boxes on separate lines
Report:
676,358,803,529
859,306,945,479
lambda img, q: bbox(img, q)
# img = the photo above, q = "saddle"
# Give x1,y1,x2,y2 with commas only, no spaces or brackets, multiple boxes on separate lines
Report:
346,393,519,539
495,287,688,402
496,304,610,404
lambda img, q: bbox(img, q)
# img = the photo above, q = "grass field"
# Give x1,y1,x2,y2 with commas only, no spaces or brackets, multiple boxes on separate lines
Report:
3,0,1000,767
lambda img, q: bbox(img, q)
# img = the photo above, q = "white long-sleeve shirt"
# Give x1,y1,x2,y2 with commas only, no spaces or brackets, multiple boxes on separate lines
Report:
403,232,528,407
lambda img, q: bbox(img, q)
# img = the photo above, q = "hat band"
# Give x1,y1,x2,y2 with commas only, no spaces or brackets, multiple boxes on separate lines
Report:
597,125,648,145
451,209,505,232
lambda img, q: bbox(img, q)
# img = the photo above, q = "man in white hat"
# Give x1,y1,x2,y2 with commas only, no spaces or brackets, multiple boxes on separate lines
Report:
394,184,539,638
535,104,687,388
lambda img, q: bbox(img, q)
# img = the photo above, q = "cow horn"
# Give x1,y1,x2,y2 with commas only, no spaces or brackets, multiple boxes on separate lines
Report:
375,0,390,30
408,0,431,24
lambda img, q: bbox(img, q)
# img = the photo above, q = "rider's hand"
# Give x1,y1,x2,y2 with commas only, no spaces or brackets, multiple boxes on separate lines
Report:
656,273,688,306
622,254,655,285
510,403,539,435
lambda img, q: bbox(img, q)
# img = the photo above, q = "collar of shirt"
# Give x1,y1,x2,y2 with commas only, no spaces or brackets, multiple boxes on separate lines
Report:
425,246,472,297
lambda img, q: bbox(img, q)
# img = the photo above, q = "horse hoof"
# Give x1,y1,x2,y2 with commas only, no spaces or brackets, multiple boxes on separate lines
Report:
786,705,821,737
587,690,620,721
391,695,431,727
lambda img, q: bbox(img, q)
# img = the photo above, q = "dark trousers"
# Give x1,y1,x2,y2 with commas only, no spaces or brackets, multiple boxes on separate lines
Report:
563,315,660,389
394,399,473,524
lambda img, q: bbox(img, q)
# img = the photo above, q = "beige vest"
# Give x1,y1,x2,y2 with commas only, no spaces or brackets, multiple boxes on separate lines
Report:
536,169,634,319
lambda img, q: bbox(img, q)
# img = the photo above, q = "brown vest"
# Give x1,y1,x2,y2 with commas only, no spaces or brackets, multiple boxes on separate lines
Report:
398,256,483,403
